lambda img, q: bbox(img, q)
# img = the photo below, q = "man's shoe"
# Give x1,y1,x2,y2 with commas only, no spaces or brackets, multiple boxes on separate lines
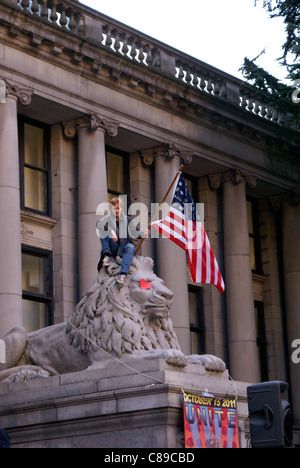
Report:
116,274,126,285
103,256,113,267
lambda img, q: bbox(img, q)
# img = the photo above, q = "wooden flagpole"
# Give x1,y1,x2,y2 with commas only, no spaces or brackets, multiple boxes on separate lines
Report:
134,164,183,257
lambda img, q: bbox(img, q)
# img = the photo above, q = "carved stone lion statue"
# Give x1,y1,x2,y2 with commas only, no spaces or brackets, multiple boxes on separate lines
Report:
0,256,226,383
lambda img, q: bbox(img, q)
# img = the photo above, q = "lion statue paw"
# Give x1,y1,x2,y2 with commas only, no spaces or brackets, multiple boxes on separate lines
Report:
142,349,188,367
1,366,51,384
187,354,226,372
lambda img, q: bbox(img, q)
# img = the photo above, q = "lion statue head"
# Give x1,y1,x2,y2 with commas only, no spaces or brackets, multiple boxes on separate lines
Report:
66,256,181,359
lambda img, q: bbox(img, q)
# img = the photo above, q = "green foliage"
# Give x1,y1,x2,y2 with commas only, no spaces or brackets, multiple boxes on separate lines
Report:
240,55,299,126
255,0,300,79
240,1,299,128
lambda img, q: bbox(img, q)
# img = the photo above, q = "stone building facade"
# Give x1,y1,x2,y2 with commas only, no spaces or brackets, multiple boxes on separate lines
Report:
0,0,299,442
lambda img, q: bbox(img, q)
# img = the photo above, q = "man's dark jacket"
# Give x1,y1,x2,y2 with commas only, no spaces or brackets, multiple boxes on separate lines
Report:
96,212,136,258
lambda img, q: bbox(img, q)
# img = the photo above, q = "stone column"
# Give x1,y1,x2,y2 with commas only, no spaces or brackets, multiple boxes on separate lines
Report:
281,197,300,425
76,115,119,295
0,81,32,337
145,144,193,355
211,170,260,383
198,176,226,362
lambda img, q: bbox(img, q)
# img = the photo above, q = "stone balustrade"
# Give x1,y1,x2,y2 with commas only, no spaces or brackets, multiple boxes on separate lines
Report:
239,83,296,129
15,0,84,34
13,0,161,66
4,0,299,131
175,59,227,98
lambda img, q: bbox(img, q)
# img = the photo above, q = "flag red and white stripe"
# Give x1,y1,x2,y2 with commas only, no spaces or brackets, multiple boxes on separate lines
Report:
152,174,225,293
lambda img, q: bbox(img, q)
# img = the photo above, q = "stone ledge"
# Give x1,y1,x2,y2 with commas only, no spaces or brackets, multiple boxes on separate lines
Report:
0,360,249,448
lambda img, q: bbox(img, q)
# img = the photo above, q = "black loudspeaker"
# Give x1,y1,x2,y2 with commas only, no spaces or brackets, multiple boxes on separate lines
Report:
0,427,10,448
247,381,294,448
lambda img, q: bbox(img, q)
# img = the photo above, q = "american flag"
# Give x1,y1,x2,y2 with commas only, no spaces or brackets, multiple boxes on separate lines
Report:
152,173,225,293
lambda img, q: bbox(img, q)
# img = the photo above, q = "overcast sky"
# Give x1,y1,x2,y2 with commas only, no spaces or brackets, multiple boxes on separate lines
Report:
80,0,288,83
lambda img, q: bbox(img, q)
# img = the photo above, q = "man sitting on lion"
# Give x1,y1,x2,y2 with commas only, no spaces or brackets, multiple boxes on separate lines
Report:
96,197,149,285
0,256,226,384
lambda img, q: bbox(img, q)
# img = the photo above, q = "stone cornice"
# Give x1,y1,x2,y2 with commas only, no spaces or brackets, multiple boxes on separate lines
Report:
21,210,57,230
0,0,298,150
20,210,57,250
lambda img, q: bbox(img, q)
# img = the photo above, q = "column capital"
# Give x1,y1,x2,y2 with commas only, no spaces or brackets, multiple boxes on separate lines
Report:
269,190,300,210
141,143,193,167
62,120,77,139
209,169,257,190
140,148,155,167
62,114,119,139
4,81,33,106
88,113,119,137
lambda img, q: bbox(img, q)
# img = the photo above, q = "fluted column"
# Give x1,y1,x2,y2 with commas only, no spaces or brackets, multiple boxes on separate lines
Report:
211,170,260,383
143,144,193,355
65,114,119,295
0,81,33,337
281,197,300,425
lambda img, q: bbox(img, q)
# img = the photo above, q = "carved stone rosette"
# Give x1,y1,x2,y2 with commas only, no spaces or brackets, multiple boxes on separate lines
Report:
62,121,77,139
141,143,193,167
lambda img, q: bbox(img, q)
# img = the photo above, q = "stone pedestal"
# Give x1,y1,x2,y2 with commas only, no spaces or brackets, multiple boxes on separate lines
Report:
0,360,249,448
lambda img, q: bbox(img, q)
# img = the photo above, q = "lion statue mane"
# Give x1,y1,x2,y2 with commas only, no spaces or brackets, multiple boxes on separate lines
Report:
0,256,225,383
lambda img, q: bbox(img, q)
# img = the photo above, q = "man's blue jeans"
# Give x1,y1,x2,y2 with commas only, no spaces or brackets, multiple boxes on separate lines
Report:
100,237,136,275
